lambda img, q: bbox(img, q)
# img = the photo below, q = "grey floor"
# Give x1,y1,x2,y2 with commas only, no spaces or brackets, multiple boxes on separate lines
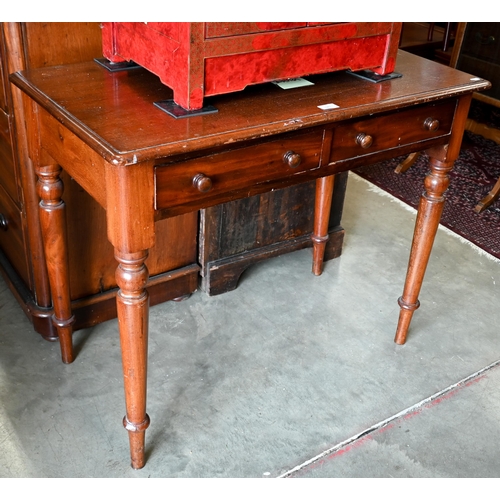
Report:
1,172,500,478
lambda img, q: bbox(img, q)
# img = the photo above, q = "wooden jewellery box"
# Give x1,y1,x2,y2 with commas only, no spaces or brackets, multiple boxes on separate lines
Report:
100,22,402,113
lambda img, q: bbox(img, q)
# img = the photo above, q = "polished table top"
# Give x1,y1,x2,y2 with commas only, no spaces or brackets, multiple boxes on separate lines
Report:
12,50,489,164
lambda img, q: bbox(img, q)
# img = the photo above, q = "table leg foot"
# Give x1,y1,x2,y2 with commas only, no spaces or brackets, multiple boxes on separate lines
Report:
394,297,420,344
312,175,335,276
53,315,76,363
124,414,150,469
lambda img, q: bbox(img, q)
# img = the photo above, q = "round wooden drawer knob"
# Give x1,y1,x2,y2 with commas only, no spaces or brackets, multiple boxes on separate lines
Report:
356,133,373,149
424,117,440,131
283,150,302,168
192,173,213,193
0,213,8,231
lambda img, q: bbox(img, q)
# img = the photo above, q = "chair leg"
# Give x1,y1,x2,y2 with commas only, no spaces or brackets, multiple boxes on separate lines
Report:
475,175,500,213
395,152,421,174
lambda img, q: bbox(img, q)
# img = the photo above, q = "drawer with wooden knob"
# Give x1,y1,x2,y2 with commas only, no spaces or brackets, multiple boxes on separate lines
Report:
155,129,324,215
328,99,457,165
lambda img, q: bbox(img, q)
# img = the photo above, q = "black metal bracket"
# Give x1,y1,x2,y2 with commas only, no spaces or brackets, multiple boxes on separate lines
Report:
154,100,218,119
94,57,142,72
347,69,403,83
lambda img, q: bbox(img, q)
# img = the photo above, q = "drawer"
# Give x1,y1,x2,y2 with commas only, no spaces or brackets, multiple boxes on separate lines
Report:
0,183,30,286
155,129,324,213
204,23,308,38
329,99,456,164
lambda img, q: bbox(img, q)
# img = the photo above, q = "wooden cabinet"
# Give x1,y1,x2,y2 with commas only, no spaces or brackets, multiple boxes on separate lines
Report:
451,22,500,211
0,22,199,339
455,22,500,103
101,22,401,110
199,175,347,295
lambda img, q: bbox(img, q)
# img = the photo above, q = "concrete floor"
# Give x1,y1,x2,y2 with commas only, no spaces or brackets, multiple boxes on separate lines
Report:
1,172,499,479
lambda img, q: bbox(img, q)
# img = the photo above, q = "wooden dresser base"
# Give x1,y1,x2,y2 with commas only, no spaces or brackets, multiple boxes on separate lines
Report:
0,249,199,341
200,174,348,296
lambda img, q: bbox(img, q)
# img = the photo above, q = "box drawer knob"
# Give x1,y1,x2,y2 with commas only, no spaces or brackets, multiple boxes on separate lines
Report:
0,213,8,231
192,173,213,193
356,133,373,149
283,150,302,169
424,117,440,131
475,32,496,45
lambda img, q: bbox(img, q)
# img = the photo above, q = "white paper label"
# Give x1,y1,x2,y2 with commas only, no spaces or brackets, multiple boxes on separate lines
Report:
273,78,315,89
317,103,340,110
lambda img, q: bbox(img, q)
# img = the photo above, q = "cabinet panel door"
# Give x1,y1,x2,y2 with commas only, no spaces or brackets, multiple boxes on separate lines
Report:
457,23,500,102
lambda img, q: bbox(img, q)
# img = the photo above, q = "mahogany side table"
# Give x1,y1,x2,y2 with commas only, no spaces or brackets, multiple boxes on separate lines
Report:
11,50,490,469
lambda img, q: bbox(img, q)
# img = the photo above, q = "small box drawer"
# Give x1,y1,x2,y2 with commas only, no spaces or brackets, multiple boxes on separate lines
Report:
460,22,500,64
329,99,456,164
155,129,324,213
204,22,308,38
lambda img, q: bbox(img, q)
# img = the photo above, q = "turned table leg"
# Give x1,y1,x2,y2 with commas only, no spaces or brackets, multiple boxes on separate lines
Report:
115,249,151,469
36,163,75,363
312,175,335,276
394,156,454,344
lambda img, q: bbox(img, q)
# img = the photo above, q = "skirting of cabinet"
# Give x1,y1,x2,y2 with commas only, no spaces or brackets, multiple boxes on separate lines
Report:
200,227,344,296
199,173,348,296
0,247,55,339
71,263,200,332
0,251,199,341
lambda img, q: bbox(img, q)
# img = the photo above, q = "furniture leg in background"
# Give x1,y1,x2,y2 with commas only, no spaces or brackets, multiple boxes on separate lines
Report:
35,162,75,363
312,175,335,275
475,176,500,213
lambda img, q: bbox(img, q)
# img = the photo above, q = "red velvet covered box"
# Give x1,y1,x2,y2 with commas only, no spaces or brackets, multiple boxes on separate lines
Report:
101,22,402,111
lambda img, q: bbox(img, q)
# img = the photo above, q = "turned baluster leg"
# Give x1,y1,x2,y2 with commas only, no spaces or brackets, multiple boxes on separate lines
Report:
394,157,454,344
36,164,75,363
115,249,151,470
311,175,335,276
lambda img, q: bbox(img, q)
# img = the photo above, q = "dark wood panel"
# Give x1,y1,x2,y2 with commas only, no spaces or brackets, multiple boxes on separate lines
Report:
199,173,348,295
201,175,347,260
456,23,500,102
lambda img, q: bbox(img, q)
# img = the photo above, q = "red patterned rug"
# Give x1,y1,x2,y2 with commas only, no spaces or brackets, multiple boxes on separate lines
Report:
354,130,500,260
